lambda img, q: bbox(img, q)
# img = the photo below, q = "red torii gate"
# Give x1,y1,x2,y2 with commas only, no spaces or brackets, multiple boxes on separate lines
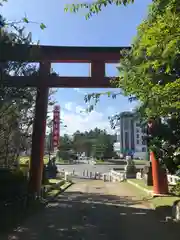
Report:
1,44,130,195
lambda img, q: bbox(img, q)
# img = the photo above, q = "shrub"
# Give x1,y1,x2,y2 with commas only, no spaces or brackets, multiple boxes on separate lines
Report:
0,168,28,201
170,181,180,196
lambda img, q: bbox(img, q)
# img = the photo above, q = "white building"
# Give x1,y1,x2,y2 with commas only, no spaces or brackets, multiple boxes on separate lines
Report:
113,111,147,159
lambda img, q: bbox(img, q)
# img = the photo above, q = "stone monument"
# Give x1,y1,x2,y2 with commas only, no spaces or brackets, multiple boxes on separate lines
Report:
143,162,153,186
124,156,137,178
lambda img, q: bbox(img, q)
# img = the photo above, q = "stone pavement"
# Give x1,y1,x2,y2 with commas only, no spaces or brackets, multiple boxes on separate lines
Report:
2,180,180,240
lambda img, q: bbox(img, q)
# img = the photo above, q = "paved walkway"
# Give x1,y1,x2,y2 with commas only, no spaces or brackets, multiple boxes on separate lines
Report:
2,180,180,240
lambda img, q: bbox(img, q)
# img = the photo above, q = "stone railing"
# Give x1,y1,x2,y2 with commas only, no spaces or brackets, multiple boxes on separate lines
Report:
136,171,180,185
82,170,107,180
58,169,127,182
110,170,126,182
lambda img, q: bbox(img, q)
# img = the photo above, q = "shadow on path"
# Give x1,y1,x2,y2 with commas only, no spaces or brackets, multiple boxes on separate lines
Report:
3,191,180,240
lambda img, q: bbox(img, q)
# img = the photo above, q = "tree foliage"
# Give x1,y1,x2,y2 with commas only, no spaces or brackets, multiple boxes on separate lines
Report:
64,0,134,19
118,0,180,118
56,128,116,159
66,0,180,120
0,8,52,166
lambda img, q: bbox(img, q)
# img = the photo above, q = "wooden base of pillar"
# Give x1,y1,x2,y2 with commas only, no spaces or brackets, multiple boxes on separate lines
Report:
150,151,168,195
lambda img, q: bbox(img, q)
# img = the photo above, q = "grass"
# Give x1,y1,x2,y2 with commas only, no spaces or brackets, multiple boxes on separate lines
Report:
19,156,49,165
95,159,104,163
126,180,180,209
47,189,60,197
133,159,148,165
55,158,65,164
43,178,64,190
19,156,66,168
151,195,180,208
47,181,71,198
48,179,60,184
45,178,71,199
19,156,49,176
129,179,153,191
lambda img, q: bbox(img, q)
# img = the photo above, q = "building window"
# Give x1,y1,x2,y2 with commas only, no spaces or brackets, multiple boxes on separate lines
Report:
142,127,146,134
142,147,146,152
137,139,139,144
136,122,141,127
136,134,139,139
136,128,139,133
142,136,146,145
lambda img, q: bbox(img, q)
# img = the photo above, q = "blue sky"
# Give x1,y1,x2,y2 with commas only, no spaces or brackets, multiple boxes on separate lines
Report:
2,0,152,135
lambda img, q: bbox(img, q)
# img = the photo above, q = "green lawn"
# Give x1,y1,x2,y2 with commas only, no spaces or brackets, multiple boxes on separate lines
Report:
47,182,71,197
95,159,104,163
43,179,64,194
55,158,65,164
48,179,61,184
151,195,180,208
19,156,49,165
133,159,148,165
129,179,153,191
126,180,180,208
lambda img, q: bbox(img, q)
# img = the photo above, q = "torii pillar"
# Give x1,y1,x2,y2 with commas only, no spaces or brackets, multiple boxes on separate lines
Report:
29,62,50,196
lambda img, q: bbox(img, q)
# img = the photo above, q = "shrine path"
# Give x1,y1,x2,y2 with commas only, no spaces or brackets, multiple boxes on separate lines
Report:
3,180,180,240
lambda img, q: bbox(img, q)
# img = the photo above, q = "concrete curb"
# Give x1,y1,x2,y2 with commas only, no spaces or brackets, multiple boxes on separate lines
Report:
127,180,153,196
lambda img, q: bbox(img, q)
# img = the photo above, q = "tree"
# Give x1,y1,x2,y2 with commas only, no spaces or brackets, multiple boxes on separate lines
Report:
58,134,73,152
71,128,115,159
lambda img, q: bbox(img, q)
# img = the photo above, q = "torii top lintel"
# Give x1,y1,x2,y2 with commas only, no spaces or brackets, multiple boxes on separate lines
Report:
1,44,131,63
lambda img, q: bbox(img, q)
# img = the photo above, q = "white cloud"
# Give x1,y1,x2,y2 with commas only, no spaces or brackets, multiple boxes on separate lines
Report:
61,102,113,135
64,102,73,111
46,101,114,135
75,105,85,115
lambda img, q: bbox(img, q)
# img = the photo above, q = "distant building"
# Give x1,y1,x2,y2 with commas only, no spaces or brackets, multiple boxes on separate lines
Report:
113,111,147,159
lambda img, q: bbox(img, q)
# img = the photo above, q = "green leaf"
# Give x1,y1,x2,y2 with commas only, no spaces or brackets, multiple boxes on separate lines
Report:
107,92,111,97
40,23,46,30
23,17,29,23
64,7,68,12
64,0,134,19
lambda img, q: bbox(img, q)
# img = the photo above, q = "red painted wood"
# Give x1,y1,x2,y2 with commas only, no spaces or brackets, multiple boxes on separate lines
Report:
150,151,161,194
150,151,168,195
1,44,130,63
29,62,50,195
2,76,118,88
